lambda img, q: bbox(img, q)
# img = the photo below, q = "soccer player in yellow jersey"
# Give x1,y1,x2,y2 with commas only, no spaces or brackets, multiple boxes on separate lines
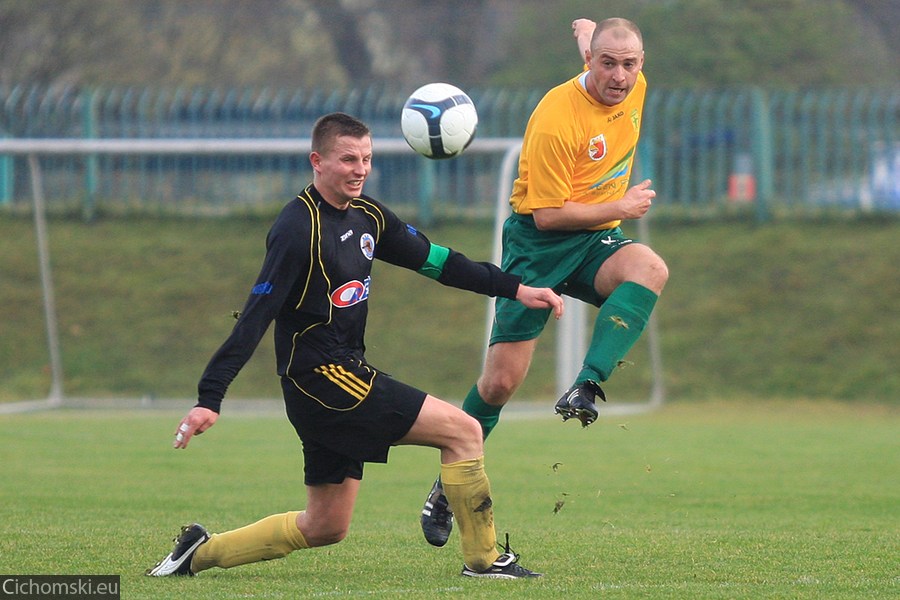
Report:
421,17,669,547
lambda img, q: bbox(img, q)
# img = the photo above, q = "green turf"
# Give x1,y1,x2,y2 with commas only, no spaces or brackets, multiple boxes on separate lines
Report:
2,216,899,404
1,401,897,599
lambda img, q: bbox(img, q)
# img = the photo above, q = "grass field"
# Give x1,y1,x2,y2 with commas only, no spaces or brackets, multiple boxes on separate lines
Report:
1,400,897,599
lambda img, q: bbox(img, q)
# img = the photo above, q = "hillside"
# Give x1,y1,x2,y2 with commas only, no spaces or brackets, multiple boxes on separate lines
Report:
1,216,898,404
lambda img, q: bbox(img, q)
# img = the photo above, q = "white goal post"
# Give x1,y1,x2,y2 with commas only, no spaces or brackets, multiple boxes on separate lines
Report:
0,137,663,413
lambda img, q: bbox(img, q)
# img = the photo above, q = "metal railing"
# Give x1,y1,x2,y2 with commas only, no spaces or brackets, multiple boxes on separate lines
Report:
2,84,899,219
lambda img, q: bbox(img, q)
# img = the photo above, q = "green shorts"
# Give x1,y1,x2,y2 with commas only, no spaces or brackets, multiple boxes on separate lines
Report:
491,213,635,344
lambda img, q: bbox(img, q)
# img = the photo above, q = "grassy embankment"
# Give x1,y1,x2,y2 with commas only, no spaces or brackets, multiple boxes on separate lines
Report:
1,216,898,404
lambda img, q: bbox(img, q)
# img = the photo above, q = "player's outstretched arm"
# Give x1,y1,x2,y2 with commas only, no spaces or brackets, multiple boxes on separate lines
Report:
173,406,218,449
573,18,596,65
516,285,564,320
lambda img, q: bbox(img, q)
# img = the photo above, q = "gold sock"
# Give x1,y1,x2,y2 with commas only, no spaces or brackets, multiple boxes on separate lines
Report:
440,456,500,572
191,511,309,572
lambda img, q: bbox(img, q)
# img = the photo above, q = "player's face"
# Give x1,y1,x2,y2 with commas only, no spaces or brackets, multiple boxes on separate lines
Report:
311,134,373,208
585,28,644,106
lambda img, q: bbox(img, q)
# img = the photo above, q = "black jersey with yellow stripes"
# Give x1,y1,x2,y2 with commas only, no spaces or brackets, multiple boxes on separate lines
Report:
196,184,521,413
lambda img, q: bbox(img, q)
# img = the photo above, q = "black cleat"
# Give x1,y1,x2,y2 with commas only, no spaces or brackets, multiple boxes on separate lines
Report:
554,379,606,427
421,476,453,547
461,534,542,579
145,523,209,576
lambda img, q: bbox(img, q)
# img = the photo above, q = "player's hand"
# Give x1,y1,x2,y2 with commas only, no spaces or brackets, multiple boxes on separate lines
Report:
516,285,565,320
617,179,656,220
173,406,218,449
572,18,596,64
572,18,596,39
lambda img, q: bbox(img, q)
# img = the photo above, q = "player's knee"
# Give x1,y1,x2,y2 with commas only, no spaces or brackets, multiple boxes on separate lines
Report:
478,372,521,405
626,254,668,295
462,412,483,441
445,412,483,458
645,256,669,292
458,412,484,448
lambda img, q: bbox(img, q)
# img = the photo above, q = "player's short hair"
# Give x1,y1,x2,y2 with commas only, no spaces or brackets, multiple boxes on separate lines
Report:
311,112,371,155
592,17,643,50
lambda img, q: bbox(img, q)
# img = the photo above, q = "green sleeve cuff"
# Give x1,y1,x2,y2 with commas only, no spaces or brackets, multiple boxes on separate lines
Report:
417,243,450,280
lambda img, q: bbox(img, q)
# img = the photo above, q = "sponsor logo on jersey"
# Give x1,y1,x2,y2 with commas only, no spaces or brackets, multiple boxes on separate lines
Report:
588,134,607,161
331,276,370,308
360,233,375,260
340,229,354,242
251,281,273,295
600,236,633,248
589,148,635,191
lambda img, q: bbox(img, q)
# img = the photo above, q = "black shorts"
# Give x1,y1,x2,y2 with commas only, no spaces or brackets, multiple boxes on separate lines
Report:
281,360,427,485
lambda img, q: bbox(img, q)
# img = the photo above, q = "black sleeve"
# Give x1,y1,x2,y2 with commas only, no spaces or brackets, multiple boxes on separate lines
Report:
372,200,520,299
195,210,309,413
436,249,521,299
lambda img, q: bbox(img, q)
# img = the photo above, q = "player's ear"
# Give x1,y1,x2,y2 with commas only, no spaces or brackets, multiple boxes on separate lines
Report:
309,151,321,172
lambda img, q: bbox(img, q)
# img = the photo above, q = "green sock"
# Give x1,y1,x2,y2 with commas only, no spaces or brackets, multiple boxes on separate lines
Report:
462,385,503,440
578,281,658,383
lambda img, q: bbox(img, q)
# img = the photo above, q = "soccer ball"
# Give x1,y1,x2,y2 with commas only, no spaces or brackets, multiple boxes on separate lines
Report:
401,83,478,159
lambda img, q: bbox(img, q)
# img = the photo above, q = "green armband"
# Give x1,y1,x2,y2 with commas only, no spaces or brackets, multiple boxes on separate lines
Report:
417,243,451,280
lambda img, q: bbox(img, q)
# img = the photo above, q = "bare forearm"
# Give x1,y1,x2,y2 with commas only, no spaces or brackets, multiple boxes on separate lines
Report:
532,180,656,231
572,18,596,64
532,201,623,231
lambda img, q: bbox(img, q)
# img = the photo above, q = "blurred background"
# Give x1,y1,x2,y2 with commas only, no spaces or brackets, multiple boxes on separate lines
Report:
2,0,897,90
2,0,898,216
1,0,898,406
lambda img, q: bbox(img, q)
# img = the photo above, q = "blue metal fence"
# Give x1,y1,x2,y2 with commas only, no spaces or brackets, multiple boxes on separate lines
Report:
1,84,898,220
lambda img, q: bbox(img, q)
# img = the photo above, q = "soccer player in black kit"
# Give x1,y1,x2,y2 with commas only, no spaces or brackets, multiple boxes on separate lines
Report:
146,112,563,580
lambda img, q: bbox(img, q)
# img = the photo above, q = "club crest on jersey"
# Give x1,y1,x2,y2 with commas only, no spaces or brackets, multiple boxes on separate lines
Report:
588,134,607,161
331,276,370,308
359,233,375,260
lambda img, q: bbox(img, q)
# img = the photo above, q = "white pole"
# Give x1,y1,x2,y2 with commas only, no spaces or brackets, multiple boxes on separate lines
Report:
484,142,523,352
28,154,64,405
637,214,665,407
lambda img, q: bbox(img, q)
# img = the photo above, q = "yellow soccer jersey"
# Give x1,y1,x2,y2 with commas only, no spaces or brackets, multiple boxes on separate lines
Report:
510,71,646,230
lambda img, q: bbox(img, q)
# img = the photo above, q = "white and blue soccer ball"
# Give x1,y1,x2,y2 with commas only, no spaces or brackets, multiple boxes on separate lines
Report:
401,83,478,159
